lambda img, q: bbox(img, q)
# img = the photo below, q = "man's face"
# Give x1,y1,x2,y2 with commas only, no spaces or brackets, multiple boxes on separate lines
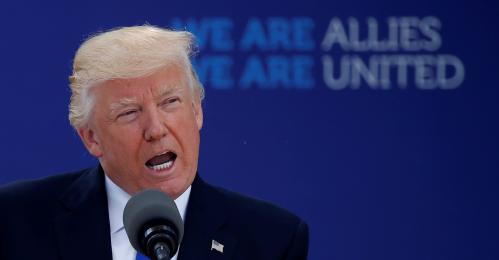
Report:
78,65,203,199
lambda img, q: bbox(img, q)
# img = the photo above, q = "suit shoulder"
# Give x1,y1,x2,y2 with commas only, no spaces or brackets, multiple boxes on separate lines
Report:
210,184,305,227
0,168,91,205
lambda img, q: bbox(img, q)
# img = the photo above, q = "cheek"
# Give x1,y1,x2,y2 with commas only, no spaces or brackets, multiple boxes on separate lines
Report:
181,123,201,163
168,113,200,154
99,125,143,158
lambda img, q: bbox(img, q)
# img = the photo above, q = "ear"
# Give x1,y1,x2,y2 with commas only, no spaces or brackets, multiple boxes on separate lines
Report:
192,99,203,130
77,127,103,157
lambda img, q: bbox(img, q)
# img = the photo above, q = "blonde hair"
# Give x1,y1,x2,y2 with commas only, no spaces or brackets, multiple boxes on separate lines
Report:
68,25,204,129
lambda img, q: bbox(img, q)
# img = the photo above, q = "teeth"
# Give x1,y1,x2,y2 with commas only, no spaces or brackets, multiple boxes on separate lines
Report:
151,160,173,171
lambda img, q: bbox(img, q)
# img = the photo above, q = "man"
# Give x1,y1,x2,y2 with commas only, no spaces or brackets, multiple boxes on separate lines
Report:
0,25,309,260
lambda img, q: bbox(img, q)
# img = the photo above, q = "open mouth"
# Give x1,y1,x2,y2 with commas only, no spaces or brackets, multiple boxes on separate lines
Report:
145,151,177,171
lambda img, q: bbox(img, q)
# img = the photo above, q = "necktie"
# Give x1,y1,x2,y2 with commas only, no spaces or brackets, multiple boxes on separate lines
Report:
136,252,149,260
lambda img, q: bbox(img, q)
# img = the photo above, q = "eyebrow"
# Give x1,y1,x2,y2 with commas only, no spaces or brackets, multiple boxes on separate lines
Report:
109,97,139,114
155,85,183,101
107,84,185,115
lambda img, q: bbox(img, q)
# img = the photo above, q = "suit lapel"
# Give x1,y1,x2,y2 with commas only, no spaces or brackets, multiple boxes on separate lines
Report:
51,169,235,260
53,166,113,260
178,175,238,260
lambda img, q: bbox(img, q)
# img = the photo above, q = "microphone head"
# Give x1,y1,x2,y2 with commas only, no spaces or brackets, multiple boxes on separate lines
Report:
123,189,184,256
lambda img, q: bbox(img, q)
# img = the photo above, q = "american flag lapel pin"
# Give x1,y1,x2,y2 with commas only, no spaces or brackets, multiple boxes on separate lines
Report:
211,239,224,253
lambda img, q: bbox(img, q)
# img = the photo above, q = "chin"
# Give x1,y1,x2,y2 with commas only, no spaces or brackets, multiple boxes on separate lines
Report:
156,179,187,199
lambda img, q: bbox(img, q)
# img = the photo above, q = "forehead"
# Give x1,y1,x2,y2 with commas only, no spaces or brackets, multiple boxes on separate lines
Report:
94,65,191,101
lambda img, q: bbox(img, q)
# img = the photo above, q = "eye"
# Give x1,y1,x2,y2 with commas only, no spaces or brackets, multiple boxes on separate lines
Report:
116,109,139,121
160,97,181,107
119,110,137,117
167,97,180,104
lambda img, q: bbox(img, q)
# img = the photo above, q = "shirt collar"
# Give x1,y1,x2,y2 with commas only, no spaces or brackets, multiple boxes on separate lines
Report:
105,174,192,234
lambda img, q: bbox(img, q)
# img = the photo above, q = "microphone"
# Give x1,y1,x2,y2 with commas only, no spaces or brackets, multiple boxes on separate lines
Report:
123,189,184,260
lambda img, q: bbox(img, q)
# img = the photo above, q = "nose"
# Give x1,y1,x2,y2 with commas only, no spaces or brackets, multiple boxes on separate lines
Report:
143,107,168,142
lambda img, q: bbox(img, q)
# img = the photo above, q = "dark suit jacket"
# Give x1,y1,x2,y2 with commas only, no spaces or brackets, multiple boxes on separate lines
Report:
0,166,309,259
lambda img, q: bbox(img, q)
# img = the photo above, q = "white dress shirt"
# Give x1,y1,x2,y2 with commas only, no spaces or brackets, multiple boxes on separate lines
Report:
105,175,191,260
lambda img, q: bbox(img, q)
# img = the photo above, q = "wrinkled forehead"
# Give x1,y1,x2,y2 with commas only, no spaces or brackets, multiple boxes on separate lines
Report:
92,64,192,99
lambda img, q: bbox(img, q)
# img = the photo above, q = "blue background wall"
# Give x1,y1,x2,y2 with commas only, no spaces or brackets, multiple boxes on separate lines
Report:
1,0,498,259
